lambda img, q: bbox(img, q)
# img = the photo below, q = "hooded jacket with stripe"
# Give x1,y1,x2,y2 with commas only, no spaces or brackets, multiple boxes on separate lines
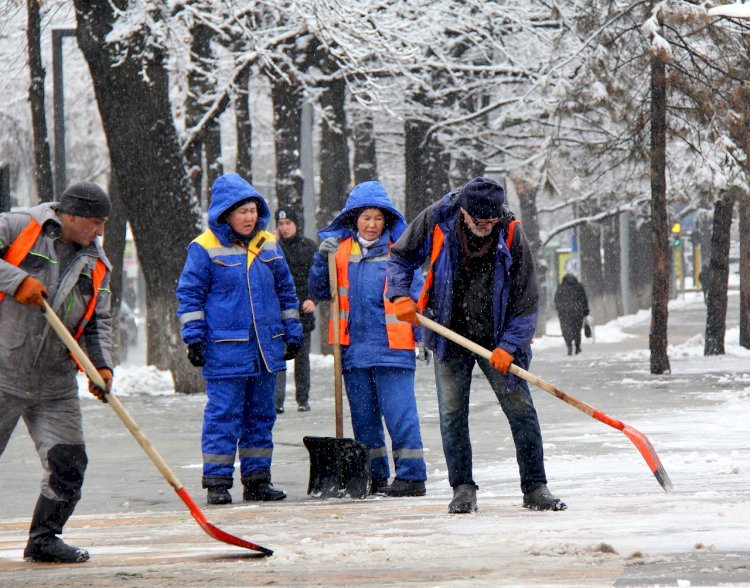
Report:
0,203,113,399
308,181,423,372
176,173,303,378
386,191,538,387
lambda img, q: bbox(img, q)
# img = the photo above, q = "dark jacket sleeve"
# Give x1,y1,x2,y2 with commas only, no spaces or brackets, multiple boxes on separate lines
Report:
386,202,439,301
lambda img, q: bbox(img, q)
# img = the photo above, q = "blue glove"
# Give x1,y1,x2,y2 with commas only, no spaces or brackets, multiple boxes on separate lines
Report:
318,237,340,254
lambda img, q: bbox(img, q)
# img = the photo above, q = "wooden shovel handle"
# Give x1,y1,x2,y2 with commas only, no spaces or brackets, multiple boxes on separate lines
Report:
416,313,598,418
41,300,185,491
328,252,344,438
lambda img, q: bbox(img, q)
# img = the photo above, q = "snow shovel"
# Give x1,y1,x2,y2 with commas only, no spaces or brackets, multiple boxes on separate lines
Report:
302,252,370,499
416,313,673,493
41,300,273,556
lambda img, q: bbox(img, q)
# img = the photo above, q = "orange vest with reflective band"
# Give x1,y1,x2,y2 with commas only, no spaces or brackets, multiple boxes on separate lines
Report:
329,236,415,350
0,218,107,369
0,219,43,303
417,219,519,313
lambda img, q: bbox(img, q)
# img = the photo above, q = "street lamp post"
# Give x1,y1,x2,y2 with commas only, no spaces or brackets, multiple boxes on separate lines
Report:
52,28,76,200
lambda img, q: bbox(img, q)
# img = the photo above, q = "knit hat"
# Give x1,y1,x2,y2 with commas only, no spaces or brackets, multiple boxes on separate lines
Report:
458,177,504,219
275,207,300,226
57,182,111,218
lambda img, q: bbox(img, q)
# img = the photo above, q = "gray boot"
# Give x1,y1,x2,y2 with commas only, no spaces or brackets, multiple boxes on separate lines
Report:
522,484,567,511
448,483,478,514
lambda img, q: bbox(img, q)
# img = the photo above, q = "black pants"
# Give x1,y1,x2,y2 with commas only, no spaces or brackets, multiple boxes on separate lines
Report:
275,331,311,408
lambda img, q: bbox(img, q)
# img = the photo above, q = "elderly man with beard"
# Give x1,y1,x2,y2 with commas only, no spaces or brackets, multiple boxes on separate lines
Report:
385,177,566,515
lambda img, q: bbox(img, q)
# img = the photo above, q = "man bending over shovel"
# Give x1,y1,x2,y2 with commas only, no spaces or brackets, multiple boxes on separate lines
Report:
0,182,113,562
386,177,566,514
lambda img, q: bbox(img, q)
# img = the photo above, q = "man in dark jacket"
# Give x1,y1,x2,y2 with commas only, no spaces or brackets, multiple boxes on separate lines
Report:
0,182,113,563
386,177,566,514
274,207,317,412
554,273,589,355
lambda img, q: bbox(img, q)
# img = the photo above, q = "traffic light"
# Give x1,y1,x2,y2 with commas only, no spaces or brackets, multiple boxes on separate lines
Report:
671,223,681,247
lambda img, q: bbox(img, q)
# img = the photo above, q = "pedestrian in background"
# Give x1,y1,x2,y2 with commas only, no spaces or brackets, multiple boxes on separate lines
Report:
274,207,317,413
554,273,590,355
308,181,428,497
0,182,113,563
176,173,302,505
387,176,566,514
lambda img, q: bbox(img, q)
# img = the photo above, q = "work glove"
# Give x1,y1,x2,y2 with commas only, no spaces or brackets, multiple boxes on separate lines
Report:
283,342,300,361
392,296,419,326
417,341,431,365
88,367,112,403
489,347,513,374
318,237,340,254
187,342,206,367
14,276,48,308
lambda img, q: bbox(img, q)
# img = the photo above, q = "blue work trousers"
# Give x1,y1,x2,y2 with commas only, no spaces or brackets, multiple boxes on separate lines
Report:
434,352,547,494
343,367,427,482
202,371,277,481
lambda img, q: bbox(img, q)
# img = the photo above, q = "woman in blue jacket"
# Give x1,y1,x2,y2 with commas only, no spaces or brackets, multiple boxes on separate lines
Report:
308,181,427,497
177,173,302,505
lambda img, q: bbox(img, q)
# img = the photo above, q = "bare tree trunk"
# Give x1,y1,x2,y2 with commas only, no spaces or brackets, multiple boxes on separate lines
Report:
602,216,622,320
318,78,351,233
453,152,485,187
705,191,736,355
404,103,450,221
352,110,377,184
630,218,654,311
739,193,750,349
235,67,252,183
649,54,670,375
26,0,54,202
204,120,223,196
271,75,304,222
510,174,546,336
580,222,605,323
105,174,127,366
74,0,204,393
185,22,215,206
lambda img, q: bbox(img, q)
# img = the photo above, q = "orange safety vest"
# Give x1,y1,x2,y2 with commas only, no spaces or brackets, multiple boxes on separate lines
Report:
329,236,415,350
417,218,519,313
1,218,107,369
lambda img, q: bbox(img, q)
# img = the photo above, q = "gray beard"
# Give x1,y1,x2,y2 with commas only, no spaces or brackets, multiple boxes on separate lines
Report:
466,224,493,238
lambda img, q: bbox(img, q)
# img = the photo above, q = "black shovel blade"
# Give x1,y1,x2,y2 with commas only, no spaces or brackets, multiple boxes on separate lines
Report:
303,436,370,499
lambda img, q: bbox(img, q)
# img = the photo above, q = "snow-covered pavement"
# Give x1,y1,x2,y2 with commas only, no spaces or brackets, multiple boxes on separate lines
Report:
1,291,748,587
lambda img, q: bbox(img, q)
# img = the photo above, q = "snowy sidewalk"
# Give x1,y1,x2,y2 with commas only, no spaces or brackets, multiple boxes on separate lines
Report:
1,292,749,587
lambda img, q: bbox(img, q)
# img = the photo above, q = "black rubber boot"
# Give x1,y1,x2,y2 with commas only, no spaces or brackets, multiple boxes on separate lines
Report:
202,476,233,505
522,484,567,511
23,495,89,563
369,478,389,495
242,472,287,501
382,479,426,497
448,483,478,514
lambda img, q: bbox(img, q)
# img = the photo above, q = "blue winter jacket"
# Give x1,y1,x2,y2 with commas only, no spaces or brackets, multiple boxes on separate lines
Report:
308,181,424,371
176,173,303,379
386,190,538,387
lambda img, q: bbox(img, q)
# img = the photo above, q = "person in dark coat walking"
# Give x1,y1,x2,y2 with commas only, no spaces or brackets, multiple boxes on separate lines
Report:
274,207,317,413
554,273,589,355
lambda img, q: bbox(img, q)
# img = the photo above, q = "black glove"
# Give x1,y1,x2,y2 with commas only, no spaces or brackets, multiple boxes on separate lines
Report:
283,342,300,361
187,342,206,367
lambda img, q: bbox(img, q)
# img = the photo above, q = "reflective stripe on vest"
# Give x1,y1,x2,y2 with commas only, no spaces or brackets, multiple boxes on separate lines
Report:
329,237,415,350
416,219,519,313
0,219,43,303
